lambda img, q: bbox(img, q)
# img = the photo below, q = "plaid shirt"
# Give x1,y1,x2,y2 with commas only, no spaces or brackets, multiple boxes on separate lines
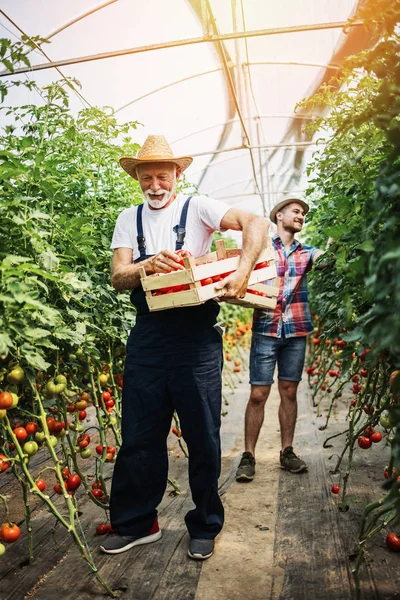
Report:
253,234,321,338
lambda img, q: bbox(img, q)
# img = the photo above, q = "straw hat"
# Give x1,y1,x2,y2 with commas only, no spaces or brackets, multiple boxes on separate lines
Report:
269,194,309,224
119,134,193,180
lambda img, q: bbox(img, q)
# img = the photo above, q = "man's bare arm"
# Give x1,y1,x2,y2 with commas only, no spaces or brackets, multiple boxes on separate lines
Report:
111,248,185,292
215,208,270,298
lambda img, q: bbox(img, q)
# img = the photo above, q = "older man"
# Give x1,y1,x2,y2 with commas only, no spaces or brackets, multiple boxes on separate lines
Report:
236,196,323,482
100,135,269,560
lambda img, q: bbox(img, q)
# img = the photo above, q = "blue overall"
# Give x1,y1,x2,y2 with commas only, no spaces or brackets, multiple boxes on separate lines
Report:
109,197,225,540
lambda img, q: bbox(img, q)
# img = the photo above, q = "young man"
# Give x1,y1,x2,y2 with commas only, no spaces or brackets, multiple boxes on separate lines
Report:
236,196,323,481
100,135,269,560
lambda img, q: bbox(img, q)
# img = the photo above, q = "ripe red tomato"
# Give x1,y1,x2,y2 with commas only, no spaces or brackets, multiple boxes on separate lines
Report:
54,482,66,495
46,417,56,434
78,410,87,421
360,369,368,377
91,488,105,499
0,454,10,472
358,436,372,449
92,481,102,489
255,261,268,270
36,479,46,492
96,524,108,535
53,421,65,434
106,445,116,455
175,249,192,266
364,426,375,438
171,427,181,437
102,391,111,402
386,532,400,552
352,374,360,383
105,399,115,408
13,427,28,442
0,523,21,543
95,445,103,455
331,485,340,494
62,467,70,480
370,432,383,443
0,391,13,410
25,422,38,436
67,474,81,490
200,277,214,286
67,404,76,413
312,338,320,346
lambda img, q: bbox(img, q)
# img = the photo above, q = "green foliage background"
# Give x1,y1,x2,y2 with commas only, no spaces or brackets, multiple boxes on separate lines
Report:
302,0,400,367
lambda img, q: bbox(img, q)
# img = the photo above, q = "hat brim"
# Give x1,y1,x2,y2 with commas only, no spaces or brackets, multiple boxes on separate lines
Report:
120,156,193,180
270,198,310,224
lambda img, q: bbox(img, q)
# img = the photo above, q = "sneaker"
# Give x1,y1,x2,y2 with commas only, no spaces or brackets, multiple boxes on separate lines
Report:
100,519,162,554
236,451,256,481
280,446,307,473
188,538,214,560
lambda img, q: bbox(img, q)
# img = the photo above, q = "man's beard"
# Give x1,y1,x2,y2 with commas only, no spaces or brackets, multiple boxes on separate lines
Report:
283,221,302,234
144,188,173,209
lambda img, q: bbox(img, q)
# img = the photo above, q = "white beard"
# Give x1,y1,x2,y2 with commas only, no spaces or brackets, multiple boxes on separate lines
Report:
145,189,172,209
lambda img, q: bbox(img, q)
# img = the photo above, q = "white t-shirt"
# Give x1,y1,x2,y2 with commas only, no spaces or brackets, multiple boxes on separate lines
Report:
110,193,231,262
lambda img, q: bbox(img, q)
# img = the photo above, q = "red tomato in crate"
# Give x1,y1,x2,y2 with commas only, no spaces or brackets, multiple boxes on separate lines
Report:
200,277,213,286
255,261,268,270
175,250,192,266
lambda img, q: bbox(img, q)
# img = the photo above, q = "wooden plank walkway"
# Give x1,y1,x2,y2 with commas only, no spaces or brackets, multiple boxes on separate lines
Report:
0,374,399,600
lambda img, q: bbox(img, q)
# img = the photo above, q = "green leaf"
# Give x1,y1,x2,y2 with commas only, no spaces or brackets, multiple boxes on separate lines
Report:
358,240,374,252
24,327,51,339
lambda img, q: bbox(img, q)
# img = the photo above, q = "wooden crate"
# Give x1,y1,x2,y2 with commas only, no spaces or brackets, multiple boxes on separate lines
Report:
139,239,278,312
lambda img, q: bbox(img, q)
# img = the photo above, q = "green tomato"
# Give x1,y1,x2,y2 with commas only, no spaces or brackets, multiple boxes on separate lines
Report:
109,416,117,426
0,542,5,556
35,431,45,443
7,366,25,385
80,448,92,459
10,393,19,408
55,374,67,385
380,413,392,429
23,441,39,456
48,435,58,448
0,409,6,420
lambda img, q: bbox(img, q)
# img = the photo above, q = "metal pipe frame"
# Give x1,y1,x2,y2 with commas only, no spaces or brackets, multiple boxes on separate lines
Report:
0,20,363,77
170,114,316,144
214,189,306,200
115,68,223,113
246,60,340,70
190,140,323,158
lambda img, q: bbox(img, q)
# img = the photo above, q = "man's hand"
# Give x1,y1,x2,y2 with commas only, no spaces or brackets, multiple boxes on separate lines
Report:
149,250,185,274
213,269,250,300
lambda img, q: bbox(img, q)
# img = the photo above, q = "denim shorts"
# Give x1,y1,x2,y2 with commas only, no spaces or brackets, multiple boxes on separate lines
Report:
249,332,307,385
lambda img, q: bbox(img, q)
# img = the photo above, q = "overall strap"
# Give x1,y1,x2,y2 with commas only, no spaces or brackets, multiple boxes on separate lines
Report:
175,196,192,251
136,203,147,261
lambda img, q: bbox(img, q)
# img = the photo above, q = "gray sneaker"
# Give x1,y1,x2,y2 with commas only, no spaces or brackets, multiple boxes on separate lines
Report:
188,538,214,560
280,446,307,473
100,520,162,554
236,451,256,481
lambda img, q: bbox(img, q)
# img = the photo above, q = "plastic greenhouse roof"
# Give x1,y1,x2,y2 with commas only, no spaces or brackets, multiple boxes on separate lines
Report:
0,0,373,218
